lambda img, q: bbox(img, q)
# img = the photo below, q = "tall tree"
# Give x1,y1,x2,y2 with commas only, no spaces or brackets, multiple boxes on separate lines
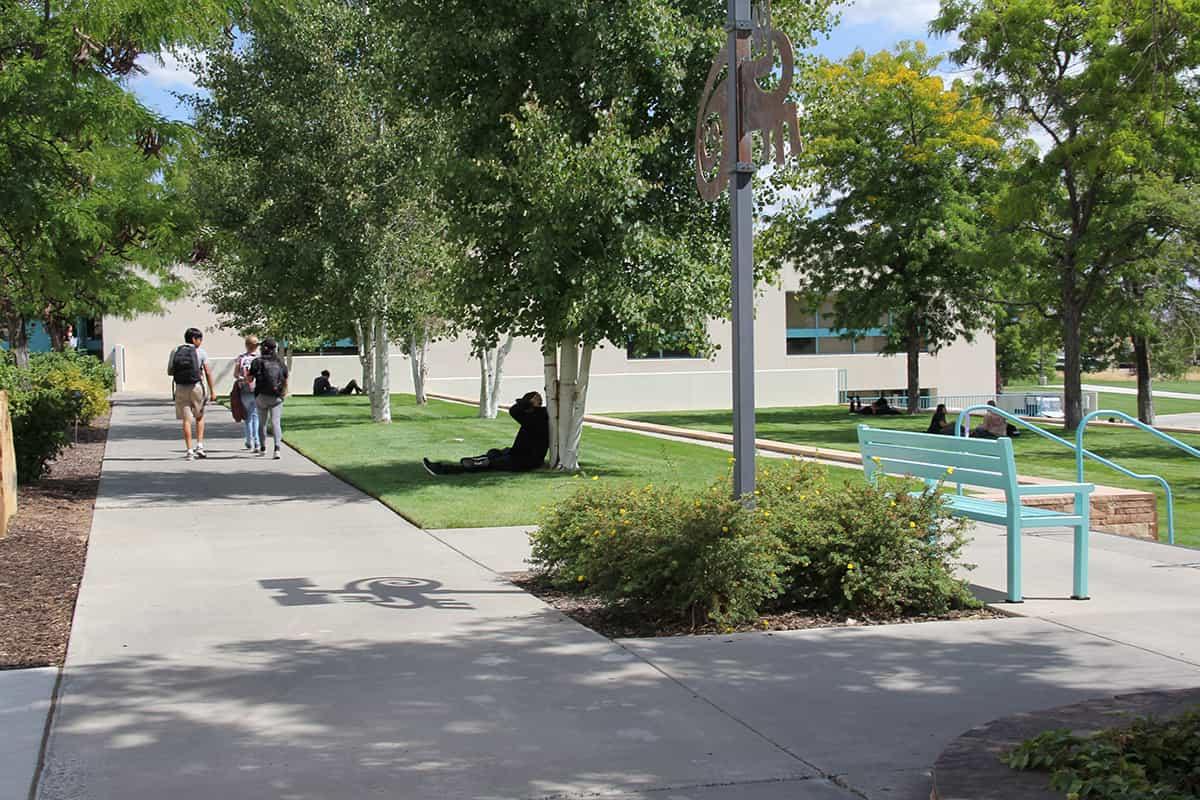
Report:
762,43,1007,413
0,0,247,364
386,0,836,469
934,0,1200,429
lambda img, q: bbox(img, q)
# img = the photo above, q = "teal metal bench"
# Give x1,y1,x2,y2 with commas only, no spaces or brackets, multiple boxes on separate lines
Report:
857,425,1094,603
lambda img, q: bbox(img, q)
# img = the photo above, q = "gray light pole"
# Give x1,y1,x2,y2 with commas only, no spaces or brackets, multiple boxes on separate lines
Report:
727,0,756,501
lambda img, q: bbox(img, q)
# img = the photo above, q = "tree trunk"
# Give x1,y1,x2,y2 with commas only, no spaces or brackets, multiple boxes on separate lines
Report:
1061,303,1084,431
6,315,29,368
355,318,375,398
371,312,391,423
1133,334,1155,425
560,344,593,471
543,340,560,468
905,317,921,414
556,337,579,470
491,333,513,419
409,328,428,406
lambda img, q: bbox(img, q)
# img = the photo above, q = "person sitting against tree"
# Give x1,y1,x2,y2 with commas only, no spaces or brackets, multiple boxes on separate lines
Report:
312,369,363,396
971,400,1019,439
927,403,955,435
423,392,549,476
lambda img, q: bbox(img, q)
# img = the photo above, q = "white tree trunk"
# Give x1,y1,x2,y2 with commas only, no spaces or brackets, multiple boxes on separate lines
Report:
560,344,593,471
355,318,375,398
554,336,587,472
478,333,514,419
409,327,429,405
542,340,560,468
372,312,391,423
491,333,513,418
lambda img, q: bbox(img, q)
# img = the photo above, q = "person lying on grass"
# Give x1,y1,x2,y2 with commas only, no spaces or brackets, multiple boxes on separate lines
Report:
423,392,550,475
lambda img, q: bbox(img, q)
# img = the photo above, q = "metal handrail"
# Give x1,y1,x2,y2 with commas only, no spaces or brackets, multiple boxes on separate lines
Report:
954,405,1178,544
1076,410,1200,545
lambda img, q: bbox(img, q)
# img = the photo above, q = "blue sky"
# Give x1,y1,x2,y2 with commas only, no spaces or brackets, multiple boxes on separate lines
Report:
129,1,952,122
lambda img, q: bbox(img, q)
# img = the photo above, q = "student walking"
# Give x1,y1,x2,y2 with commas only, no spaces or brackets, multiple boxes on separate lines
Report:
249,338,289,460
167,327,217,460
234,335,262,453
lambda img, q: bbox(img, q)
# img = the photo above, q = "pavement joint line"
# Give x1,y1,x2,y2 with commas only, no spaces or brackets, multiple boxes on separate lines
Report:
526,773,840,799
1038,616,1200,671
26,665,65,800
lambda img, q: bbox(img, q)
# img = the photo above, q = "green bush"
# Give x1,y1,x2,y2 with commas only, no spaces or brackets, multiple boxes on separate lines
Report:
0,351,113,483
531,479,791,626
531,461,978,627
1004,709,1200,799
756,464,978,616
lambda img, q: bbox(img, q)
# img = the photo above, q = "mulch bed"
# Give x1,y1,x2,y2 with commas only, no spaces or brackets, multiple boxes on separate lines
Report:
511,572,1002,639
0,417,109,669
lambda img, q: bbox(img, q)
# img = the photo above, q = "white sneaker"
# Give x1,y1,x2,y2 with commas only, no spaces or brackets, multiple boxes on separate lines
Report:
186,449,195,461
273,449,281,460
195,444,207,459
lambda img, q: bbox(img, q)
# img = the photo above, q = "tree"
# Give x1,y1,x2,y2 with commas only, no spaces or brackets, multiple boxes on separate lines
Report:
762,43,1006,413
934,0,1200,429
387,0,836,469
189,0,451,421
0,0,247,364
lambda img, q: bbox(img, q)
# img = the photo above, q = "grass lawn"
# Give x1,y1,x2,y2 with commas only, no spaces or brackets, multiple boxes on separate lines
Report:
1003,384,1200,417
620,405,1200,549
282,395,861,528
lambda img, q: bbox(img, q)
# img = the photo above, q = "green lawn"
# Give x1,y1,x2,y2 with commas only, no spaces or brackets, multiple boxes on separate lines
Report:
282,395,860,528
621,405,1200,549
1003,384,1200,417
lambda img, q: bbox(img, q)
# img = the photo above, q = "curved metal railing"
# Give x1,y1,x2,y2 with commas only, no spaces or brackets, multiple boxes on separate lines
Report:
1076,410,1200,545
954,405,1181,544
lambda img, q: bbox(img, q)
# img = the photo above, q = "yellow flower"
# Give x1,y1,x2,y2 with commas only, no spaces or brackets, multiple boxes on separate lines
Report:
754,490,760,496
728,457,736,464
909,521,917,529
591,476,599,481
800,494,807,501
761,510,771,517
619,508,627,515
694,501,701,508
946,467,955,476
721,526,730,533
577,575,586,582
890,501,897,508
847,563,856,571
871,456,882,465
785,485,792,492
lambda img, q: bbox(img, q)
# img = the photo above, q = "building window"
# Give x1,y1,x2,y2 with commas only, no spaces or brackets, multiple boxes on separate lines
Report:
784,293,909,355
291,336,360,356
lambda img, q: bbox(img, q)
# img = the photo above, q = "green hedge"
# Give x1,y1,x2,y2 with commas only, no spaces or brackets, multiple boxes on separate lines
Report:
531,461,978,627
0,351,114,483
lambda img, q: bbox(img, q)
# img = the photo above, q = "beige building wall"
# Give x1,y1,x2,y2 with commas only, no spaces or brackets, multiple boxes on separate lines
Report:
106,272,996,410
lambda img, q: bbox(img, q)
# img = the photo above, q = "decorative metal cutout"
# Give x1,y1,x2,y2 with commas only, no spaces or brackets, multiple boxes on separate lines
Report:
694,0,803,202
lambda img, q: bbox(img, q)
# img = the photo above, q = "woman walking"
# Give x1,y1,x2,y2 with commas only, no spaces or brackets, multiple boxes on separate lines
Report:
249,338,289,460
234,335,262,452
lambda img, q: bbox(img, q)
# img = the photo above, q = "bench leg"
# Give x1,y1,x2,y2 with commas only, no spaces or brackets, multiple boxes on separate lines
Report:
1006,519,1022,603
1072,499,1090,600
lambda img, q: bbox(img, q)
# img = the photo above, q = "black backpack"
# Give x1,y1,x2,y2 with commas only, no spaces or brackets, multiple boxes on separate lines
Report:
255,357,286,396
169,345,201,385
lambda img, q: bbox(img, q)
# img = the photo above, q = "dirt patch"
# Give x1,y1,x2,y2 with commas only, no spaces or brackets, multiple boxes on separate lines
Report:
0,417,109,669
510,572,1002,639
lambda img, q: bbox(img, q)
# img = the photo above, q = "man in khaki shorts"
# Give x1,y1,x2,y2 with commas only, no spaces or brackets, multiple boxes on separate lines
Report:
168,327,217,460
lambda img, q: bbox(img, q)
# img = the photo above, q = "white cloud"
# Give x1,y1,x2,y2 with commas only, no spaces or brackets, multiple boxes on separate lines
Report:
133,48,204,92
837,0,942,29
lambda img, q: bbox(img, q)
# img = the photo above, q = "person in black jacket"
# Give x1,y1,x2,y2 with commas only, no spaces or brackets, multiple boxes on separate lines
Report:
423,392,550,475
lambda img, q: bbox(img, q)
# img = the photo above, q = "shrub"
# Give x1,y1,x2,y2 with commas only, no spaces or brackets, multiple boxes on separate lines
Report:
1004,709,1200,799
0,351,113,483
756,464,978,617
531,461,978,627
532,480,791,627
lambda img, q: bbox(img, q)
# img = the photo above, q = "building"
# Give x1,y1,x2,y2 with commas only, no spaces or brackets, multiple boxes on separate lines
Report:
103,270,996,413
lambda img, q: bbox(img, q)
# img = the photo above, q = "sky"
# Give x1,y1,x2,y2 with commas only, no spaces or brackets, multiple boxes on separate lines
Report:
127,1,954,122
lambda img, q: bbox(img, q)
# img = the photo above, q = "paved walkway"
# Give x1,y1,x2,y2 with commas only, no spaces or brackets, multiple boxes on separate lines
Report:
26,397,1200,800
1076,383,1200,401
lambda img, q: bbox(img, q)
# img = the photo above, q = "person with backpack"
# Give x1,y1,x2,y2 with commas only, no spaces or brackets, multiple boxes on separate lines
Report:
234,335,262,453
167,327,217,460
249,338,289,460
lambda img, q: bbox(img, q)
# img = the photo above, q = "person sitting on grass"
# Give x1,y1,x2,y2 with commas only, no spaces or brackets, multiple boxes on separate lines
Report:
312,370,363,396
423,392,549,476
856,396,902,416
927,403,955,435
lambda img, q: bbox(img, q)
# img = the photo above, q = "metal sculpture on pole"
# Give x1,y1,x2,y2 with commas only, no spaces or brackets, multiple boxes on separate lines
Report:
694,0,802,500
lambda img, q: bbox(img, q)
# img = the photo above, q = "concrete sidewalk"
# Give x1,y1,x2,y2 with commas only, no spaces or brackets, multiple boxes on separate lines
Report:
32,396,1200,800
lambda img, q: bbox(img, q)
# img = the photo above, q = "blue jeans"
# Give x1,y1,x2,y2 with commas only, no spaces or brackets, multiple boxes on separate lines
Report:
239,386,260,447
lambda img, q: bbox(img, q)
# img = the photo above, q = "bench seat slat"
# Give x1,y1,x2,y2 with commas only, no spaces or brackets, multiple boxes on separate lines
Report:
858,427,1007,456
938,495,1086,527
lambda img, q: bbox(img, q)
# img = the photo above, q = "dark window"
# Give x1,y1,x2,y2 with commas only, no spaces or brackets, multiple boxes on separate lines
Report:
786,337,818,356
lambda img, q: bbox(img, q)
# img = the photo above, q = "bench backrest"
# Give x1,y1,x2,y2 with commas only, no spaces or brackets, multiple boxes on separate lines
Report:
857,425,1020,497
